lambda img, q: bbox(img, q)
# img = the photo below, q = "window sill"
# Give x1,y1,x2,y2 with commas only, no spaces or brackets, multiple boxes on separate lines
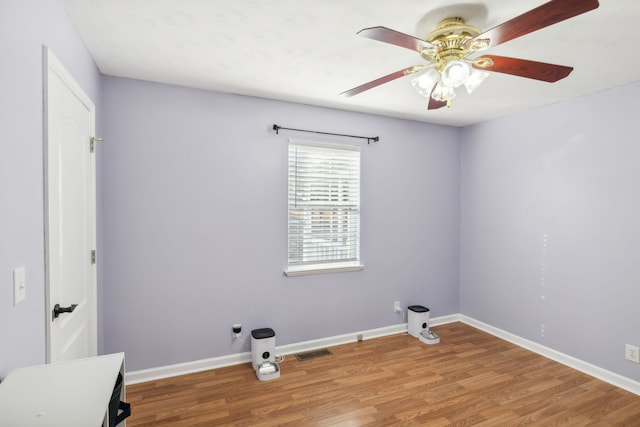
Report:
284,262,364,277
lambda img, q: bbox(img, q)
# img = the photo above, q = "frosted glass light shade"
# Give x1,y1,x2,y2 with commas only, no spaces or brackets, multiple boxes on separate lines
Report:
464,69,490,94
411,69,439,98
411,61,488,105
431,82,456,101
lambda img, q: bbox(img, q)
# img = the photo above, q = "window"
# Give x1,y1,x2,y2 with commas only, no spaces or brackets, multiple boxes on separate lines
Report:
285,140,362,276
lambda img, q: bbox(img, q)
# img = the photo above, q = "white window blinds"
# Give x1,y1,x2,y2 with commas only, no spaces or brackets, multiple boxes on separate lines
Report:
288,140,361,272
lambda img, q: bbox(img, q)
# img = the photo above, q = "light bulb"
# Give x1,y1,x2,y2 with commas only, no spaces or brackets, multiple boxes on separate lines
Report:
441,60,471,88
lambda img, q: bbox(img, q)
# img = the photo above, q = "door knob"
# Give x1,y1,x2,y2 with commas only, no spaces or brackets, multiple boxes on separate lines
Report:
53,303,78,320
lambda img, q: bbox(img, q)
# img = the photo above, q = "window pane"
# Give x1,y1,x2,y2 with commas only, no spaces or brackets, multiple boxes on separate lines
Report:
288,141,360,267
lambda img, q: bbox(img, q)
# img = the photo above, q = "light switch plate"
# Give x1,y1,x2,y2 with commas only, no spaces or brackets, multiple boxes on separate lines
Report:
13,266,26,305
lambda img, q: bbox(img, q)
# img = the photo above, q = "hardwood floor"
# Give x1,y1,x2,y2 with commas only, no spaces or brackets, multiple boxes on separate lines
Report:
125,322,640,426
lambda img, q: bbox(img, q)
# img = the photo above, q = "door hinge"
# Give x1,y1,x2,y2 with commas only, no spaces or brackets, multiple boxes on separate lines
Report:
90,136,103,153
91,250,96,265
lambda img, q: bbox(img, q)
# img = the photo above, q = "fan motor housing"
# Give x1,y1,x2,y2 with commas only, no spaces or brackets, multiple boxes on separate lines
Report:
421,17,482,68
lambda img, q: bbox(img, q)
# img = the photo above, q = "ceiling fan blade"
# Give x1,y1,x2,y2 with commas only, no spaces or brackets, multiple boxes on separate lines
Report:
428,83,447,110
357,26,438,53
340,65,425,97
466,0,599,50
428,97,448,110
473,55,573,82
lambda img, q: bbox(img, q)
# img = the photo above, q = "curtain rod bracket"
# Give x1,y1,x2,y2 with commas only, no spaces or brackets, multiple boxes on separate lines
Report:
272,124,378,144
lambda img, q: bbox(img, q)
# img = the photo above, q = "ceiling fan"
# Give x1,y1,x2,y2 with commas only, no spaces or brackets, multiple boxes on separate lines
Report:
340,0,600,109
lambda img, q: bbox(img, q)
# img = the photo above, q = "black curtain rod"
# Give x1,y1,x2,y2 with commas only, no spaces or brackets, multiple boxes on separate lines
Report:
272,124,379,144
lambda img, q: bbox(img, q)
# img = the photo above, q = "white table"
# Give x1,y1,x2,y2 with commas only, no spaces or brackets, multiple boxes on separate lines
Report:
0,353,125,426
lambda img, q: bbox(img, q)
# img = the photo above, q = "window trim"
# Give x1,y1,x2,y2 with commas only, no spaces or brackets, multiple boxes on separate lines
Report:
284,261,364,277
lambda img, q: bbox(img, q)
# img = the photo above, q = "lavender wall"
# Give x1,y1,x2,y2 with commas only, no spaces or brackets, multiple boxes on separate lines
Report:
0,0,102,377
100,77,461,371
460,82,640,381
6,0,635,385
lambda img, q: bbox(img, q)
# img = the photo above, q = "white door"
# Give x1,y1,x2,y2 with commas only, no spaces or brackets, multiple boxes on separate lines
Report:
44,47,98,363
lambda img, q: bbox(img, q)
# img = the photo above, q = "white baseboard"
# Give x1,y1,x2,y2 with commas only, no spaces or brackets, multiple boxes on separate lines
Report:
275,322,408,358
125,351,252,384
430,313,461,327
459,315,640,397
126,313,640,397
126,315,456,384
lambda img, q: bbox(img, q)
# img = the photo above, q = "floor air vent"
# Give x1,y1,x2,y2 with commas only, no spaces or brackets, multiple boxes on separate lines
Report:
295,349,332,361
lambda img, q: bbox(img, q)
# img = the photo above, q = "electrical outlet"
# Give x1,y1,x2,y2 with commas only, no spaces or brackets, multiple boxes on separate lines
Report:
13,266,26,306
232,324,242,338
393,301,401,312
626,344,640,363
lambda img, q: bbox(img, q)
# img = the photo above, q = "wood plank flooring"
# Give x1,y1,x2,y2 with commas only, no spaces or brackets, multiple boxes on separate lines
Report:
125,322,640,426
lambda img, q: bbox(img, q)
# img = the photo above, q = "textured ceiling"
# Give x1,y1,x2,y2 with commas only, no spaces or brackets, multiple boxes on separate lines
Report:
62,0,639,127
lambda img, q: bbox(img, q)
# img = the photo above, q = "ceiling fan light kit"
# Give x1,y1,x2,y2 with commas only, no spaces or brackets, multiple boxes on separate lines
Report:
340,0,600,110
411,18,493,107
